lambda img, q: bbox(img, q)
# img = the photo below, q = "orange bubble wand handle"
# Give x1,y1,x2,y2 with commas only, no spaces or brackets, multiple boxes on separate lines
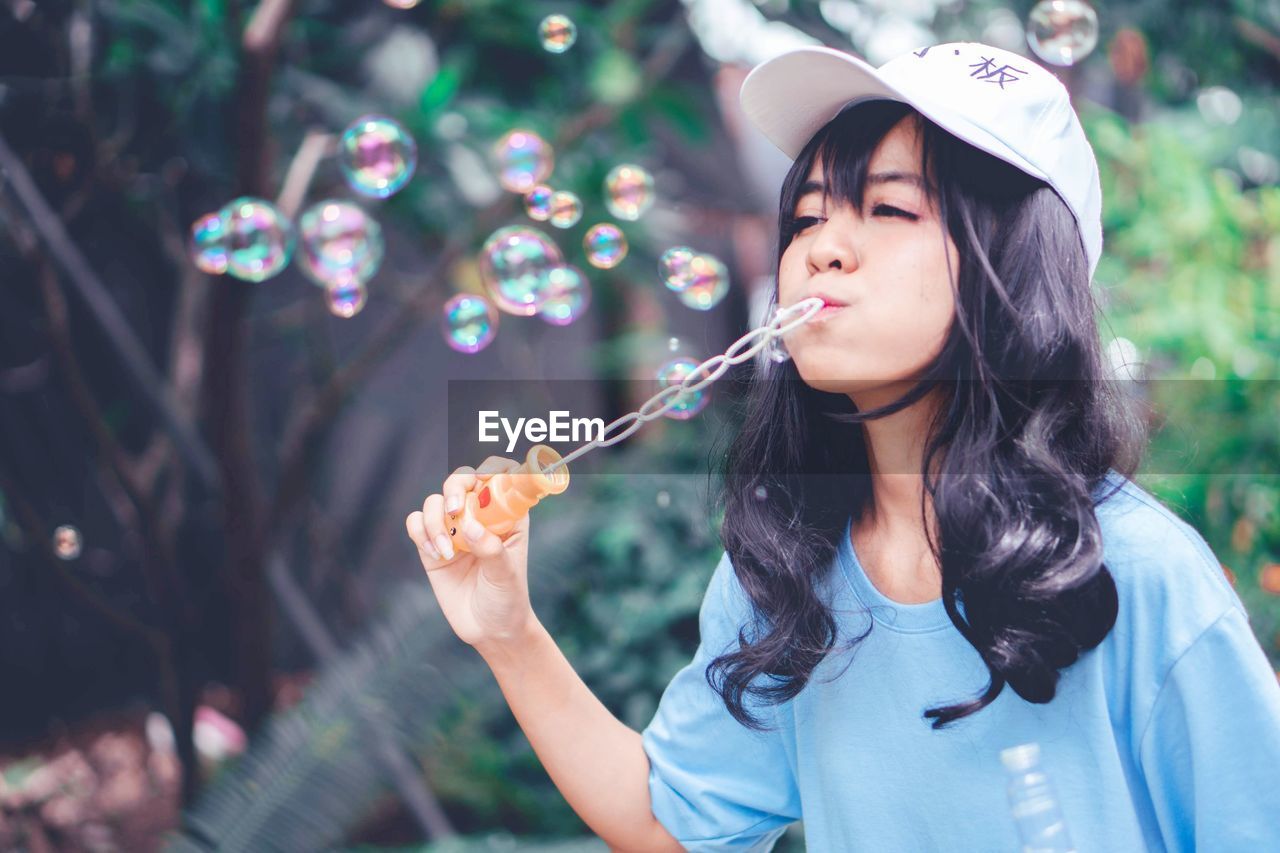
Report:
446,444,570,553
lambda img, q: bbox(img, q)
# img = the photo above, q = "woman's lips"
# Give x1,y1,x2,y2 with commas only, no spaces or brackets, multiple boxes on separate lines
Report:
810,304,847,322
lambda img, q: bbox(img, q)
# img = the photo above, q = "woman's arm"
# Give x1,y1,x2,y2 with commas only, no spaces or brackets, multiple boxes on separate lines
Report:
476,621,685,853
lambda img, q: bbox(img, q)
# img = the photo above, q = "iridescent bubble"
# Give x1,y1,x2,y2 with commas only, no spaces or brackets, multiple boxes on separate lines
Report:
478,225,563,316
297,201,384,288
584,223,627,269
655,490,671,508
524,184,555,221
1026,0,1099,66
656,356,709,420
659,246,697,292
220,196,296,282
539,14,577,53
53,524,82,560
604,164,655,221
189,211,229,275
325,281,368,318
493,129,554,194
753,485,768,501
537,265,591,326
442,293,499,353
548,191,583,228
339,115,418,199
675,253,729,310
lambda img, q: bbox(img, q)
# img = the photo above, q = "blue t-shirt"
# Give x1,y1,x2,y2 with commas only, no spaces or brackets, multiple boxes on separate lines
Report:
641,471,1280,851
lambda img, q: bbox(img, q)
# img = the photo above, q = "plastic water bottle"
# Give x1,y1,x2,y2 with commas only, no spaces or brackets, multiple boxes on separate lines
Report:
1000,743,1077,853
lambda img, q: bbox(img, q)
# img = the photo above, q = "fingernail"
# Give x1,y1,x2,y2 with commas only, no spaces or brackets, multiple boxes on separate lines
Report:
463,519,484,542
435,534,454,560
421,541,440,560
446,495,461,514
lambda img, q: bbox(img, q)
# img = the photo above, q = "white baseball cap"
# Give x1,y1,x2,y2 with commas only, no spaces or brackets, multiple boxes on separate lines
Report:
739,42,1104,280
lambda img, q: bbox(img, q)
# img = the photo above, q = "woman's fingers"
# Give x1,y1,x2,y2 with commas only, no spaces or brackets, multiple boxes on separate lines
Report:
419,493,455,560
440,465,478,518
406,510,447,567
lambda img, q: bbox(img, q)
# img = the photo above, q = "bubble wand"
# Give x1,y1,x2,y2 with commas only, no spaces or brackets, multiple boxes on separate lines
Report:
443,296,825,552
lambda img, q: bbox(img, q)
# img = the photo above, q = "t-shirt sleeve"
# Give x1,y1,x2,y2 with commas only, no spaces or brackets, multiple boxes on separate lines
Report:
1137,603,1280,852
640,550,802,852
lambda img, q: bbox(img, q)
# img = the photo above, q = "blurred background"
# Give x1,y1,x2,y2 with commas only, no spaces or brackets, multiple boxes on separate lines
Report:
1,0,1277,849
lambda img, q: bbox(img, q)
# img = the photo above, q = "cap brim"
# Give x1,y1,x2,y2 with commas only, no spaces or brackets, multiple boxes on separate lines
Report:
739,46,908,160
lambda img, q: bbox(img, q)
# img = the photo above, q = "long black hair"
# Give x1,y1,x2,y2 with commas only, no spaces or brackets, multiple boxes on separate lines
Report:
709,99,1147,730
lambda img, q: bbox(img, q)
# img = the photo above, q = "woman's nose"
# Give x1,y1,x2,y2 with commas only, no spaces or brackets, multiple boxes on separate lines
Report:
806,212,859,274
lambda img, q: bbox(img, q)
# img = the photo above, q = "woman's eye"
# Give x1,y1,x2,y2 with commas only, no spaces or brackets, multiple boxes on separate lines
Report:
786,215,824,234
870,203,918,221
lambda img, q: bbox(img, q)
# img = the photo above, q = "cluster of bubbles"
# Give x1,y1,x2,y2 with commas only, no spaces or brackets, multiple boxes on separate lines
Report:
658,247,730,311
539,14,577,53
470,226,592,328
456,154,658,351
1026,0,1099,66
187,115,415,318
188,197,297,283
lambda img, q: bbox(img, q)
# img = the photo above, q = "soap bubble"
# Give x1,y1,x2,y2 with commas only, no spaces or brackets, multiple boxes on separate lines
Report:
547,190,583,228
478,225,563,316
442,293,499,353
539,14,577,53
53,524,82,560
604,163,655,221
1026,0,1099,66
325,281,368,318
339,115,418,199
675,252,729,310
655,490,671,509
584,223,627,269
189,211,229,274
659,246,697,292
524,184,555,221
656,357,709,420
493,129,554,194
297,201,384,288
220,196,296,282
537,264,591,326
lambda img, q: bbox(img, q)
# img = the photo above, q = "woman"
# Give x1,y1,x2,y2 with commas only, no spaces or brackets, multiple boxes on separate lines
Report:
406,42,1280,852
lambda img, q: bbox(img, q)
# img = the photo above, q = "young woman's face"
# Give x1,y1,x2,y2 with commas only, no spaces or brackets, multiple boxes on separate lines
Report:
777,116,959,402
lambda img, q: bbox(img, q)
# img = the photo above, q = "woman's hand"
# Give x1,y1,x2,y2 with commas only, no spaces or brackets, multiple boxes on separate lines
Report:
405,456,538,650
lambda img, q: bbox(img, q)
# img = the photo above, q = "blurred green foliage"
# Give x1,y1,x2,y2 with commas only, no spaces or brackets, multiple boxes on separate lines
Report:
1085,103,1280,673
